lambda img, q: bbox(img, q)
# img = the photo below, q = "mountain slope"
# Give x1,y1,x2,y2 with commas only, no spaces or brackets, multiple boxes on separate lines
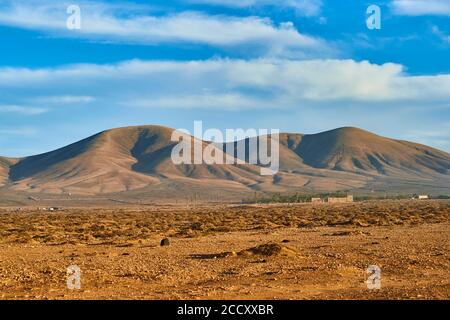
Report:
0,157,19,185
293,127,449,177
6,125,267,194
0,125,449,197
224,127,449,177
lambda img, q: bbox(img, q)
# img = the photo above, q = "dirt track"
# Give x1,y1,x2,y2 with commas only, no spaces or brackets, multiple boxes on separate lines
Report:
0,200,448,300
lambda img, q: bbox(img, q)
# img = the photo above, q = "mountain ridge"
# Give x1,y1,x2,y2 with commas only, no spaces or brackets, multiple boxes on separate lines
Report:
0,125,449,197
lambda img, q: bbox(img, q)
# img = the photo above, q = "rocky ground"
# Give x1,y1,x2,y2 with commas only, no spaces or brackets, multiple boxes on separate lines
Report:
0,200,448,300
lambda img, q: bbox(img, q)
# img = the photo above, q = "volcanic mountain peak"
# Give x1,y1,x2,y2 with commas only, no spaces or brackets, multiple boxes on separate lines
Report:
2,125,266,194
0,125,448,197
286,127,449,176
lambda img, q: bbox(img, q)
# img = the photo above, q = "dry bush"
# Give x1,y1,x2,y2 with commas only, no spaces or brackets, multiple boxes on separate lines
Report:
0,200,448,245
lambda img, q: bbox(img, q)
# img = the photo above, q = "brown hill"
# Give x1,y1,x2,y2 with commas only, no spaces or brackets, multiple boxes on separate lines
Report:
292,127,449,176
224,127,449,177
5,125,267,195
0,125,449,199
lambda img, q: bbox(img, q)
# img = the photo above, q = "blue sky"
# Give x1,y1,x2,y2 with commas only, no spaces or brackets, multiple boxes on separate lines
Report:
0,0,449,156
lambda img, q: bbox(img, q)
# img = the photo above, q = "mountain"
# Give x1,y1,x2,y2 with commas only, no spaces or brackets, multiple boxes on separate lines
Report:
0,157,17,186
224,127,449,176
290,127,449,176
4,126,267,195
0,125,449,201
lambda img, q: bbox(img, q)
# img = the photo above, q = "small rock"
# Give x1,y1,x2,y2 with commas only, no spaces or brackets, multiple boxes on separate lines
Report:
160,238,170,246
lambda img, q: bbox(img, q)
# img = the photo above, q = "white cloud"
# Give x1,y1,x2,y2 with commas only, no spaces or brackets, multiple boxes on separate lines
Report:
125,93,272,110
35,95,95,104
1,59,450,111
0,1,329,58
391,0,450,16
188,0,322,16
432,25,450,43
0,105,47,115
0,127,38,136
1,58,449,152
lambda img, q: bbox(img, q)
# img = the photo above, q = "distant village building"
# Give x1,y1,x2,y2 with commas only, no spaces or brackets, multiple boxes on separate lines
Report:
311,197,323,203
418,195,429,200
327,195,353,203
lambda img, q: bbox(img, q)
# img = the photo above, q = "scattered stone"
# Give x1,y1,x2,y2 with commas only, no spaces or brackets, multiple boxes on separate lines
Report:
352,219,369,227
239,243,297,257
298,220,311,228
324,230,367,237
190,251,235,259
190,222,203,230
160,238,170,246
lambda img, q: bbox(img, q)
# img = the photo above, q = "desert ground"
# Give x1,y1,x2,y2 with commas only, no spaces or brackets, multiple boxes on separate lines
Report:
0,200,448,300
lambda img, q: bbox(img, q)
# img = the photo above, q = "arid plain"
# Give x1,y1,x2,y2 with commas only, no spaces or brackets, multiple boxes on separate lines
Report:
1,125,449,300
0,200,448,300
